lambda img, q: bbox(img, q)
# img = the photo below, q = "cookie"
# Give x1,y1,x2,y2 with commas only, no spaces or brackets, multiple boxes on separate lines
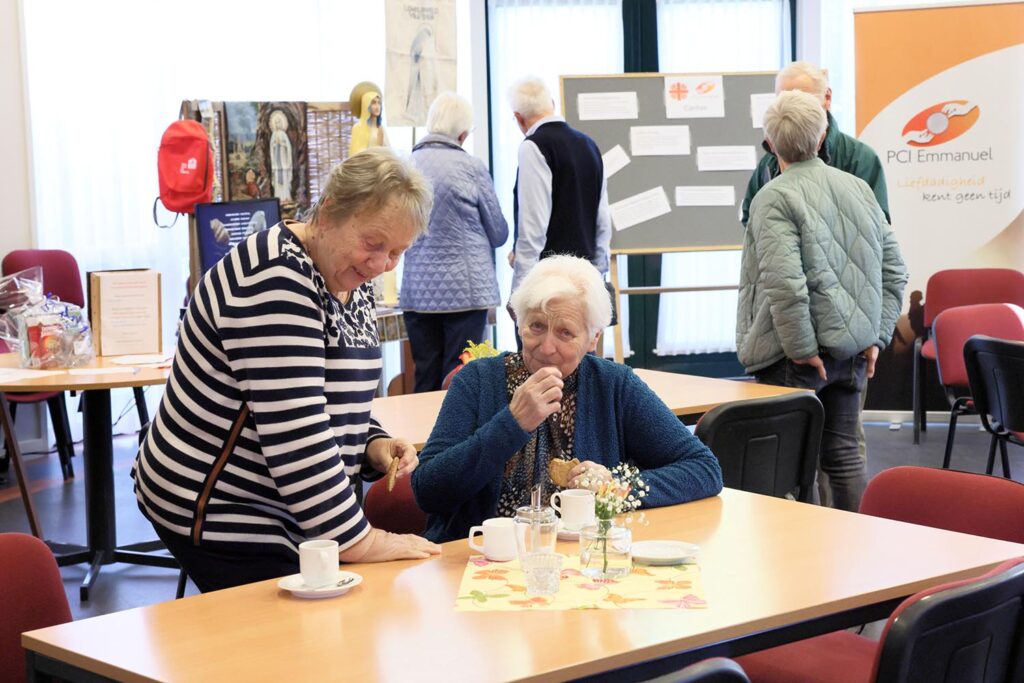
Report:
548,457,580,488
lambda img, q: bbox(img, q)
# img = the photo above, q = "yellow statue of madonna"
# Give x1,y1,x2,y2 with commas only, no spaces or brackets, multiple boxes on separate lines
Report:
349,83,390,157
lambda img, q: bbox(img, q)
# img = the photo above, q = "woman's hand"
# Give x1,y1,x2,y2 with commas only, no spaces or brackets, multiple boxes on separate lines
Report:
569,461,613,490
339,528,441,563
366,437,418,480
509,366,563,432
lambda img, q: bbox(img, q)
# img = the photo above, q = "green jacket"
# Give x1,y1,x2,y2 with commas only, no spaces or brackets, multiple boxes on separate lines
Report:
741,111,890,226
736,159,907,373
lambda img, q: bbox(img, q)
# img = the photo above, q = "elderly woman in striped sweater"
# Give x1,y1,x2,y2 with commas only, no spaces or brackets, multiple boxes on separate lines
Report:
133,149,440,592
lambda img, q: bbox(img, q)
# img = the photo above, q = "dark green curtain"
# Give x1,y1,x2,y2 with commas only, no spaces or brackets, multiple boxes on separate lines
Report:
621,0,661,369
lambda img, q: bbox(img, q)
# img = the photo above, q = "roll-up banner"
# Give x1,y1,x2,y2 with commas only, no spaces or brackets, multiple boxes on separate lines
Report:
855,1,1023,411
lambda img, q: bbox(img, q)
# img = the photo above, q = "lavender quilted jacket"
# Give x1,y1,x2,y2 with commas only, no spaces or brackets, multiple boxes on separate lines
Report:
401,134,509,312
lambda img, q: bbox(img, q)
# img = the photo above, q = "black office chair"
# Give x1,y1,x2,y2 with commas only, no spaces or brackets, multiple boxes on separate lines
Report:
667,657,750,683
695,392,823,503
964,335,1024,479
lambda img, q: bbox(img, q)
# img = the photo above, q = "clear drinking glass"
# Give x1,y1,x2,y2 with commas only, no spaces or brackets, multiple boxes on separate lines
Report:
520,553,564,596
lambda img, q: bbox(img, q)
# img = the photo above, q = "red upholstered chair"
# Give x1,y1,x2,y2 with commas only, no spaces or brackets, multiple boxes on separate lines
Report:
441,364,464,390
0,533,72,683
913,268,1024,444
737,467,1024,682
965,335,1024,480
1,250,85,480
363,474,427,535
932,303,1024,475
737,557,1024,683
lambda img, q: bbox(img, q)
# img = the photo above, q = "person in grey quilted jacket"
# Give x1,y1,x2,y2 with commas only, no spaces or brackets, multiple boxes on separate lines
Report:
736,90,908,512
402,92,509,392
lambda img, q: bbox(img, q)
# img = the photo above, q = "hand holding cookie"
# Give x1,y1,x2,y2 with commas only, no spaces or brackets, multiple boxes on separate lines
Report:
547,457,580,488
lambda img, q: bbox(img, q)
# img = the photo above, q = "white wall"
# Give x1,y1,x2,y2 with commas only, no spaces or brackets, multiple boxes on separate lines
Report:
1,0,33,251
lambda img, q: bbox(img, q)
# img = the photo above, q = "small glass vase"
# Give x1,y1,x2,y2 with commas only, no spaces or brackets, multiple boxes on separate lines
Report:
578,519,632,579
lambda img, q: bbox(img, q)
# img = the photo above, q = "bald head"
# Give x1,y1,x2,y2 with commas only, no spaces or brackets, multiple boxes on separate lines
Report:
776,61,832,111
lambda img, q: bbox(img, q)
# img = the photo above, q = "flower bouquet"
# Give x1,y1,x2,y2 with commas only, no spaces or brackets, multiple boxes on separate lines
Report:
578,463,649,579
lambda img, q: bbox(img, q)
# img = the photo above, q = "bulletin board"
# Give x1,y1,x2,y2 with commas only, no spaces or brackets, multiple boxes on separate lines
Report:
561,72,777,253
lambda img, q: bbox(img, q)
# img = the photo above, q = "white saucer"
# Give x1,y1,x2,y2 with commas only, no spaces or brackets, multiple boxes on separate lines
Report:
277,571,362,599
631,540,700,566
557,521,585,541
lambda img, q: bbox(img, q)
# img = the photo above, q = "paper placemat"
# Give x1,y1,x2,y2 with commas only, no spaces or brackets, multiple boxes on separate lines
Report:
455,555,706,611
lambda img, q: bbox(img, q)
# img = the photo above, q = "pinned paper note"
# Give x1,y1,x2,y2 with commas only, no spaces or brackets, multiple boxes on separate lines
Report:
578,92,639,121
665,75,725,119
602,145,630,179
696,146,757,171
630,126,691,156
609,187,672,231
750,93,776,129
675,186,736,207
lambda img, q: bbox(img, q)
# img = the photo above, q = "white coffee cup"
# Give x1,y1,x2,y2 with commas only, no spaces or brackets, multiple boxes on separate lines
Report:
468,517,517,561
299,539,340,588
550,489,597,531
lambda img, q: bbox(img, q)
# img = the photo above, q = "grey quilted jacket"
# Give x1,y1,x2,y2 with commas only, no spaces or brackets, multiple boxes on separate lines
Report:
401,134,509,312
736,158,908,373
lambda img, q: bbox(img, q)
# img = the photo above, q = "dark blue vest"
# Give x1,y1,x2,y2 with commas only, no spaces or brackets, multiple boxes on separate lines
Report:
513,121,604,261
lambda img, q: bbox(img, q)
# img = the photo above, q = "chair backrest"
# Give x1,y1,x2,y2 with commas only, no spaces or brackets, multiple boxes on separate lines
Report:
1,249,84,308
859,466,1024,544
923,268,1024,328
695,392,823,503
363,475,427,535
872,557,1024,682
441,364,463,390
668,657,751,683
933,304,1024,390
0,533,72,683
965,335,1024,437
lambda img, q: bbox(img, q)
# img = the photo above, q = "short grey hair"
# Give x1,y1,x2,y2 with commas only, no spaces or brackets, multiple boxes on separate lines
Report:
509,255,611,337
310,147,433,237
507,76,554,118
776,61,829,103
763,90,827,165
427,92,473,139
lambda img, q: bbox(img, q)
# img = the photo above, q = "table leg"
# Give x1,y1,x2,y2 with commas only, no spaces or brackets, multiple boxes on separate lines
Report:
81,389,115,601
0,393,43,538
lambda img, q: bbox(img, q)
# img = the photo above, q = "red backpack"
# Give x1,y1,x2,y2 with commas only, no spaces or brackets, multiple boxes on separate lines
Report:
153,119,214,227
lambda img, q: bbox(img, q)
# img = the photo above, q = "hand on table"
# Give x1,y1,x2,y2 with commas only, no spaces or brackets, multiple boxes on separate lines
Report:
509,366,563,432
569,461,612,490
340,528,441,563
366,437,418,480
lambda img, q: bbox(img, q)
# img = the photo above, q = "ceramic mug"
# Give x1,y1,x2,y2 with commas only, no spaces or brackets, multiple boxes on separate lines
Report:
468,518,517,561
299,539,340,588
550,489,597,531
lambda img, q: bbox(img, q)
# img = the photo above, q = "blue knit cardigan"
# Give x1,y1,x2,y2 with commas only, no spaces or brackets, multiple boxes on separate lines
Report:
411,354,724,543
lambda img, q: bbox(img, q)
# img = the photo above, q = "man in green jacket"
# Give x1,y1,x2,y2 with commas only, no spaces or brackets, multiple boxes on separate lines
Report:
736,91,907,513
741,62,891,508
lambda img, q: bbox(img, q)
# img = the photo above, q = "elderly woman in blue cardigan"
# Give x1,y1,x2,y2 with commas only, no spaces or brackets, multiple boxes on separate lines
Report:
412,255,723,543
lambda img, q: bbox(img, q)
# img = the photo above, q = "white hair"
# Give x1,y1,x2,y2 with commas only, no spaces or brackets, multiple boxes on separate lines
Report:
426,92,474,139
763,90,827,165
775,61,829,103
509,255,611,337
507,76,554,118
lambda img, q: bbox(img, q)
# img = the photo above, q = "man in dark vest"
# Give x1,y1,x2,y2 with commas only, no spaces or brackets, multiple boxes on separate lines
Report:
508,76,610,292
741,61,892,508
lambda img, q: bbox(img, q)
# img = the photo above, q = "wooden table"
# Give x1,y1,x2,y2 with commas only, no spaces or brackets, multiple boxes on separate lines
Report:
23,489,1024,682
0,354,173,600
372,368,805,449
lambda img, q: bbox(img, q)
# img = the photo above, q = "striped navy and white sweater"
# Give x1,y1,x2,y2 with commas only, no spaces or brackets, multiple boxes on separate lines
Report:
132,223,386,559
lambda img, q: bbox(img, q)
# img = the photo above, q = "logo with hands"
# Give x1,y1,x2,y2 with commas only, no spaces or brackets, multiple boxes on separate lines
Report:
901,100,979,147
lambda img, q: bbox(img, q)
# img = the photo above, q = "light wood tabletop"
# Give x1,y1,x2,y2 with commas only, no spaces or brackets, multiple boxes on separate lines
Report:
0,353,170,392
371,368,805,449
23,489,1024,682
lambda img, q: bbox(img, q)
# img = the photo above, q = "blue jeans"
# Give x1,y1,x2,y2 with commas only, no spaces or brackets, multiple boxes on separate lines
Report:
755,353,868,512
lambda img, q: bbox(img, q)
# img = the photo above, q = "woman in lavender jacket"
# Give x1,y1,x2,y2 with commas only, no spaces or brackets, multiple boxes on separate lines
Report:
402,92,509,392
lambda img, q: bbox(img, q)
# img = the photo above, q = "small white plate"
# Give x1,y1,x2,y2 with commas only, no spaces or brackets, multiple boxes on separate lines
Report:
277,571,362,599
631,540,700,566
557,521,583,541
